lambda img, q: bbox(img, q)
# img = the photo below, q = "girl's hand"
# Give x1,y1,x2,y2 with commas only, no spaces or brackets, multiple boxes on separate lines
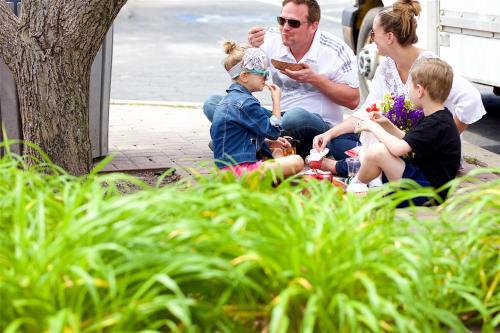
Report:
313,132,330,151
267,137,291,149
265,82,282,103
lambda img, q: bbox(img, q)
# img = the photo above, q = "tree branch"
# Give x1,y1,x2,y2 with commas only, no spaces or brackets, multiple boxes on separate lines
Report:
62,0,129,65
0,1,20,66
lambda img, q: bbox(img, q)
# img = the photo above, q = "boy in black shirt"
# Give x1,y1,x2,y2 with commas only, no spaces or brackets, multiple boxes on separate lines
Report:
352,58,461,204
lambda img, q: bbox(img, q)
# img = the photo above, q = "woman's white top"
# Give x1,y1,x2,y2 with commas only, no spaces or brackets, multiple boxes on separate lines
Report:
352,51,486,124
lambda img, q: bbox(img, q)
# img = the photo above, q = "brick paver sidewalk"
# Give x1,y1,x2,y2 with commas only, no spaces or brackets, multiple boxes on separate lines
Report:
101,102,499,182
100,103,213,177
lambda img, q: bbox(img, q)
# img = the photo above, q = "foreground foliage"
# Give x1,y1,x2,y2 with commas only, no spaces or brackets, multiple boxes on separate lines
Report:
0,149,499,333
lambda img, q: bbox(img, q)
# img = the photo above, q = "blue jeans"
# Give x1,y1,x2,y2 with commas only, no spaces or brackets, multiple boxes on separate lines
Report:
204,95,331,158
327,133,360,177
382,162,434,207
203,95,224,123
281,108,331,157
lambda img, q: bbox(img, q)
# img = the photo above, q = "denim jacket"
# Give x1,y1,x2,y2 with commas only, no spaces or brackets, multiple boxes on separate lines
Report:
210,83,282,168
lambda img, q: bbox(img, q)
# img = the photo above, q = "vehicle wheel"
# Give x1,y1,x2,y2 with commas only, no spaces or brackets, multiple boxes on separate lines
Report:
356,7,380,100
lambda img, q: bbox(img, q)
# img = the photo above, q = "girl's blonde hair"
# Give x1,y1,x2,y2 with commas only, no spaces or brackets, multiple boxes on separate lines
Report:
221,40,249,72
378,0,421,46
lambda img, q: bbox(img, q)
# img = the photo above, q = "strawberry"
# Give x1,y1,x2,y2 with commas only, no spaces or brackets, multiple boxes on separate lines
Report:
366,103,380,113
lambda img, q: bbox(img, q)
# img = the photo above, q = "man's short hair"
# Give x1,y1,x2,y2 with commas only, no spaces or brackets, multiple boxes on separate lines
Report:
282,0,321,23
411,58,454,103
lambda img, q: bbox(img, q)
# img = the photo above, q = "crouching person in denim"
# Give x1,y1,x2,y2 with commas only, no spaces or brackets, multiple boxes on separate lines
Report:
211,41,303,178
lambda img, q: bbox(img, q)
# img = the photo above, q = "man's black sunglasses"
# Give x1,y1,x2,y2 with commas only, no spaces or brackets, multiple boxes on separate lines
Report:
277,16,306,29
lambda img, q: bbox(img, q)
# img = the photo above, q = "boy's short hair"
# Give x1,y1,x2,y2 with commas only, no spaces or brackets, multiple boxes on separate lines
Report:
410,58,454,103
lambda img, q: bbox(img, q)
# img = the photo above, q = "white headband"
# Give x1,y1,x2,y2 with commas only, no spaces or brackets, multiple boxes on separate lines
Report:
227,48,268,79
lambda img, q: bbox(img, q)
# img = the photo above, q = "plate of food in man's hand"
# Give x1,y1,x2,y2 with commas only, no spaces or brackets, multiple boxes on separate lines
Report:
271,59,307,71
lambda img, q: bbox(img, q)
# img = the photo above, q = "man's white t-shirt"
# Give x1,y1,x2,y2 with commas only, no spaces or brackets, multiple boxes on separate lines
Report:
261,27,359,126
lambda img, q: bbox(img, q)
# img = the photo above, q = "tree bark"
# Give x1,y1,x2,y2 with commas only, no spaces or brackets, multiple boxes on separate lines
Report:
0,0,128,175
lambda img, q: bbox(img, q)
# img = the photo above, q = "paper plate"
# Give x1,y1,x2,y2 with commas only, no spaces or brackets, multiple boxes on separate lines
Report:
271,59,306,71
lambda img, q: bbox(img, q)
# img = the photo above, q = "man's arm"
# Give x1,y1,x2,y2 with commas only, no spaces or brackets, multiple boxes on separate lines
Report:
356,120,411,156
283,64,359,109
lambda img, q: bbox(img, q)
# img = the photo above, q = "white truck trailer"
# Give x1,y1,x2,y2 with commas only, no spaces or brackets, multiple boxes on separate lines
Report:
341,0,500,99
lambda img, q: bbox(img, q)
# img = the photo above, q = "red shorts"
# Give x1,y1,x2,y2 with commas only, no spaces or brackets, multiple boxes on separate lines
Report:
222,161,263,176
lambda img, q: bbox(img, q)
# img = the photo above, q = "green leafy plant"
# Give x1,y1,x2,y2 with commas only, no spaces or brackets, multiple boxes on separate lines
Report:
0,145,498,333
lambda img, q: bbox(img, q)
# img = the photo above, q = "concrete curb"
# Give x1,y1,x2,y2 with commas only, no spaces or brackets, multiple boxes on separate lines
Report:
110,99,203,109
463,141,500,168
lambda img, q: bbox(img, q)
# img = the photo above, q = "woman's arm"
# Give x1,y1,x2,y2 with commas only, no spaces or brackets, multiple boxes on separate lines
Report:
313,117,359,151
454,114,468,134
446,74,486,130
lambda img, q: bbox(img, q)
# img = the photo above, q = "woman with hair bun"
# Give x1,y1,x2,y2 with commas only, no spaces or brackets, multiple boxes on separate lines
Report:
311,0,486,178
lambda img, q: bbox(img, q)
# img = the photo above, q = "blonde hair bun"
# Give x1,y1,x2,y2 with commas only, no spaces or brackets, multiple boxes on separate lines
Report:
393,0,421,17
222,40,238,55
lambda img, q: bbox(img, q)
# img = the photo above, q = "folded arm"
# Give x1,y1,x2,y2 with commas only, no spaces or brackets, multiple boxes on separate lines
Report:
356,120,411,157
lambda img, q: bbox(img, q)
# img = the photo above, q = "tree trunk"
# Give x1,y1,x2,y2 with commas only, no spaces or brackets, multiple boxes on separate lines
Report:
15,50,92,175
0,0,128,175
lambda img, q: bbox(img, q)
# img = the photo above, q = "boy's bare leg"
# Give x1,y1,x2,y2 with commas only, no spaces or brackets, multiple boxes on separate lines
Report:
357,143,405,183
261,155,304,177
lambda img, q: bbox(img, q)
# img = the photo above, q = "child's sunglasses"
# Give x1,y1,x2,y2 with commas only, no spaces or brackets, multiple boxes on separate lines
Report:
245,70,269,80
277,16,304,29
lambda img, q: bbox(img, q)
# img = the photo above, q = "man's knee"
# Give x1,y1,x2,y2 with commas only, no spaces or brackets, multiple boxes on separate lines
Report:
203,95,223,123
281,108,310,129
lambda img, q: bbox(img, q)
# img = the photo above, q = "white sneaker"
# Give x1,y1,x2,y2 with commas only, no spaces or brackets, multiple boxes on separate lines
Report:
368,177,383,188
346,182,368,193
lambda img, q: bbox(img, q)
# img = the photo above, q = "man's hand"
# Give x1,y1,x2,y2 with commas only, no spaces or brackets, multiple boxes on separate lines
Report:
312,132,331,152
281,63,317,83
248,26,266,47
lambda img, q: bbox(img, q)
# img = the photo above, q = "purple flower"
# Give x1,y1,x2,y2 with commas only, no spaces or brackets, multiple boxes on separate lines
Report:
382,95,423,133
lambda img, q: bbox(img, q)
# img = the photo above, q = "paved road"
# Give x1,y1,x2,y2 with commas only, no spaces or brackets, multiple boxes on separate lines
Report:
110,0,499,154
110,0,347,105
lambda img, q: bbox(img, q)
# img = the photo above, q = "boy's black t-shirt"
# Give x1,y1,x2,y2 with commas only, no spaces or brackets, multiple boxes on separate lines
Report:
403,108,461,189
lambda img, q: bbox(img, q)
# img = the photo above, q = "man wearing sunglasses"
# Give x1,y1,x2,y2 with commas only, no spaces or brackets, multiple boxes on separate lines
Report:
246,0,360,157
203,0,359,158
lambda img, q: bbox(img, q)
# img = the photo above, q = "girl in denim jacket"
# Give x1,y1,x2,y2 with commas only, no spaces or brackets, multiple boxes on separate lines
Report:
211,41,304,177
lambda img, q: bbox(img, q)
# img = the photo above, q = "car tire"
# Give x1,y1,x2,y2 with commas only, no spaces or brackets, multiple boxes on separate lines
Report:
356,7,380,100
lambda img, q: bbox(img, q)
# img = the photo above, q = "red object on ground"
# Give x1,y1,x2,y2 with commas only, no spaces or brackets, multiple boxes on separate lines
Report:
303,169,333,181
308,159,322,170
344,148,359,157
